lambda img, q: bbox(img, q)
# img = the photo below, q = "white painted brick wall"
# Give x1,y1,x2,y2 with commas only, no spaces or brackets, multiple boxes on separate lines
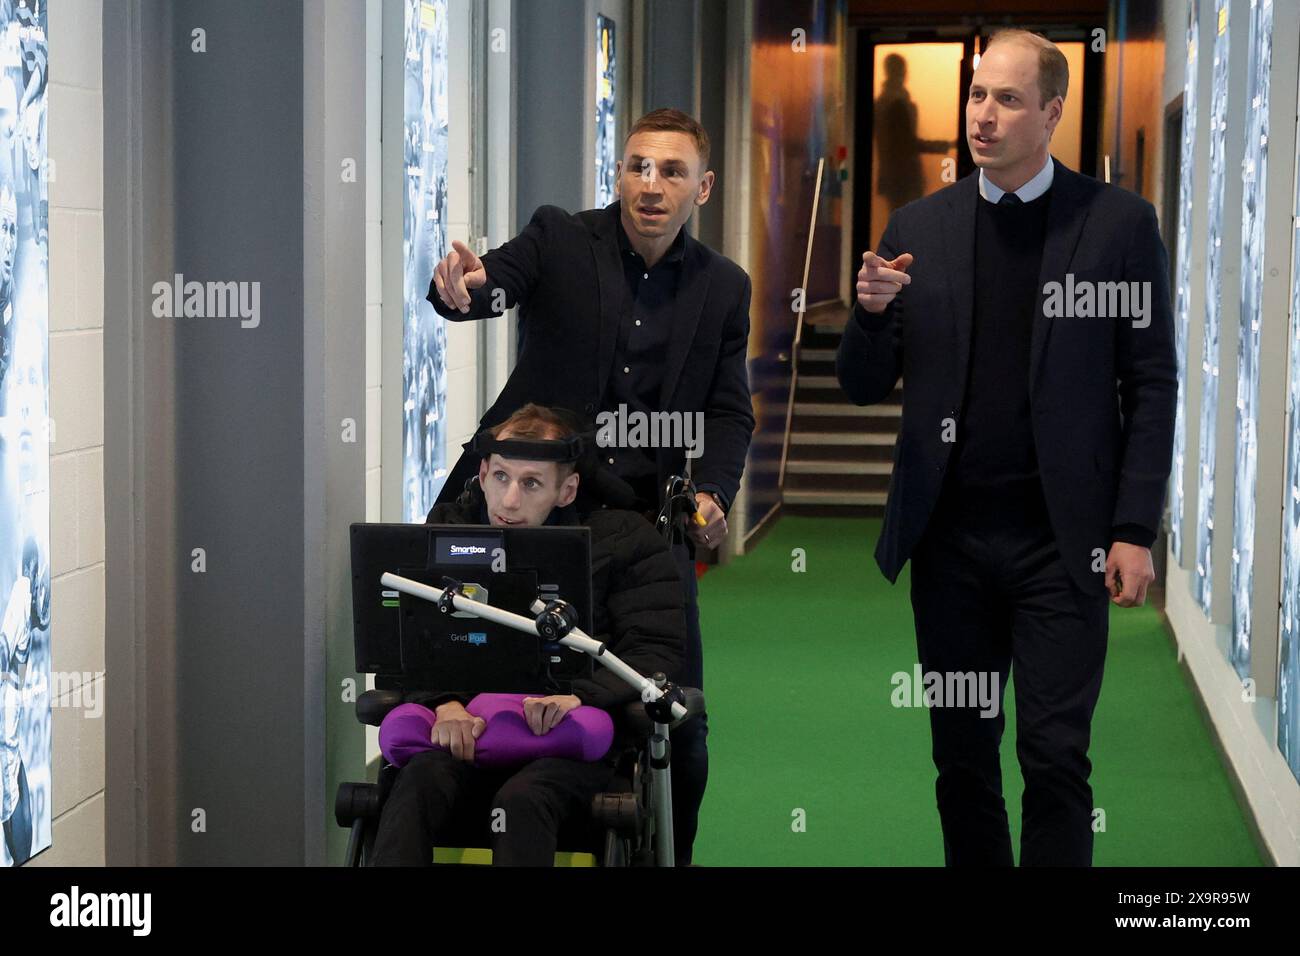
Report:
30,0,106,868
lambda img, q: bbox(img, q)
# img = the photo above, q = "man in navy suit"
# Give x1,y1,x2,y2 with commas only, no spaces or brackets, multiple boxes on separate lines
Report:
838,29,1176,865
426,109,755,864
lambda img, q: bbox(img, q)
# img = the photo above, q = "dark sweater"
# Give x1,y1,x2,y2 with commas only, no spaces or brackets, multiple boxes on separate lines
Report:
940,188,1154,548
945,190,1051,499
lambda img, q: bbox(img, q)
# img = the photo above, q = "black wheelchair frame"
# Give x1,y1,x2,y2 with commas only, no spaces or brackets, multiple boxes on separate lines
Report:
335,686,703,867
336,473,707,867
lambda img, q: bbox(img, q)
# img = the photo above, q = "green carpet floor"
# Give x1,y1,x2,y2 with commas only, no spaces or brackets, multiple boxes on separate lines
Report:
691,515,1264,866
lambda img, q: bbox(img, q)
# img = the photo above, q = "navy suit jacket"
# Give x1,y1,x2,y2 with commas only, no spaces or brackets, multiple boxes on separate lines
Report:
836,157,1177,595
428,201,755,511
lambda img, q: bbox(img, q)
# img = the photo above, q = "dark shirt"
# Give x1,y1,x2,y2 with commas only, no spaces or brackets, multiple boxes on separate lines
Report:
598,217,686,506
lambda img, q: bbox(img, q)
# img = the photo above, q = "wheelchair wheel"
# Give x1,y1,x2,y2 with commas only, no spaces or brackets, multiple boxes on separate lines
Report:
602,828,630,867
337,781,384,866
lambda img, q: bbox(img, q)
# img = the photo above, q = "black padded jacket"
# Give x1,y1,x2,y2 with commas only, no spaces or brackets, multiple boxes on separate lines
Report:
417,478,685,716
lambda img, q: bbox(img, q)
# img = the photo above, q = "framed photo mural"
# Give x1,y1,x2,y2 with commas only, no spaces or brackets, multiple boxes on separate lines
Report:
1169,0,1198,566
1278,11,1300,783
1193,0,1230,616
0,0,50,867
595,14,616,208
1229,0,1272,678
402,0,450,521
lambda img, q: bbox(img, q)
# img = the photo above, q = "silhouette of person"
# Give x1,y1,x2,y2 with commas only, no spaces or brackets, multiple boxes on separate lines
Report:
875,53,954,213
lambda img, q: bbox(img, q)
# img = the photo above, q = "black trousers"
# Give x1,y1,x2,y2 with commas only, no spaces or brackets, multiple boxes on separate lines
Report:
669,540,708,866
369,750,616,866
908,481,1109,866
609,487,708,865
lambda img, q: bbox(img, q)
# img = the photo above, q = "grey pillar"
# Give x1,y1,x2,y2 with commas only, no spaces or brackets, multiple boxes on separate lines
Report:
514,0,588,223
104,0,366,866
642,0,700,116
304,0,369,869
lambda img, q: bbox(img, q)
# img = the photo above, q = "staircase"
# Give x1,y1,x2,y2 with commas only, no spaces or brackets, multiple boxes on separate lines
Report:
781,322,902,518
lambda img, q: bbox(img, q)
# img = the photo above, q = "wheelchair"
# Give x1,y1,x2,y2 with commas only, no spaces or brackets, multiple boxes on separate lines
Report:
335,682,704,867
337,470,708,866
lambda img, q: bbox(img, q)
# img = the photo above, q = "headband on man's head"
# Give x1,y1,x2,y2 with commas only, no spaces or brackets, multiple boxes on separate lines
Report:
472,429,585,464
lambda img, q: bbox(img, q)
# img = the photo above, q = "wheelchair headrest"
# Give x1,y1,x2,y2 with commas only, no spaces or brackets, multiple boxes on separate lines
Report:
471,429,584,464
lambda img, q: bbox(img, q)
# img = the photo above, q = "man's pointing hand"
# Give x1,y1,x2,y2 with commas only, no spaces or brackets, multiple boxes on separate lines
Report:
433,239,489,313
856,250,913,314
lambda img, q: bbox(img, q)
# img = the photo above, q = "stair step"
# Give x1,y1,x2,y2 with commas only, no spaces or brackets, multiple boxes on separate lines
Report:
791,431,895,446
800,348,837,362
786,471,891,492
784,489,889,506
794,403,902,417
797,363,836,379
786,460,892,476
798,375,841,389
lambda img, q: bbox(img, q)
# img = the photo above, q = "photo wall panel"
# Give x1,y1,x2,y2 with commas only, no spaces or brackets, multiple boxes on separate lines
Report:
402,0,450,521
0,0,49,867
595,14,616,208
1193,0,1231,616
1228,0,1272,678
1170,0,1199,566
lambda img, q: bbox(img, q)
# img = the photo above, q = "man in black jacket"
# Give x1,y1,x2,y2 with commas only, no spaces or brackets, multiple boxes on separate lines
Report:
838,30,1176,865
427,109,753,862
370,404,685,866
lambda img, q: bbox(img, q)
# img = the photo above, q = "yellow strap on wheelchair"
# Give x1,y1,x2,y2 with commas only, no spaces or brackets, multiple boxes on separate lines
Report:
432,847,597,867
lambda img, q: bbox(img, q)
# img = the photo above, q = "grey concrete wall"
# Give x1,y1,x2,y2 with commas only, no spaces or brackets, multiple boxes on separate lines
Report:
170,0,307,866
515,0,587,221
105,0,366,865
697,0,728,251
303,0,369,867
643,0,699,116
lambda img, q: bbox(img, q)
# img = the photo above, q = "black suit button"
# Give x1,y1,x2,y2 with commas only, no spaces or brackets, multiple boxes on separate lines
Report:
585,403,594,414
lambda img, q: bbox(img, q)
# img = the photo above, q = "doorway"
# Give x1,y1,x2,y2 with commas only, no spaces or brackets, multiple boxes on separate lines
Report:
852,28,1100,260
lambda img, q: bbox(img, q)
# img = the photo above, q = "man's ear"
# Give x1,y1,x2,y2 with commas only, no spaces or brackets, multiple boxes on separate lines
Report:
556,471,580,508
478,457,490,484
614,159,623,198
1044,96,1063,136
695,169,716,207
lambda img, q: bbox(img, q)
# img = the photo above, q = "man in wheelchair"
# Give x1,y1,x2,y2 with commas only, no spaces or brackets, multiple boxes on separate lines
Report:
370,402,686,866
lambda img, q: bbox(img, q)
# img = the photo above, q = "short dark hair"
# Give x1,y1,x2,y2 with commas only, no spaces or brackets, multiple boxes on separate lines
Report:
490,403,582,479
985,29,1069,109
626,108,711,170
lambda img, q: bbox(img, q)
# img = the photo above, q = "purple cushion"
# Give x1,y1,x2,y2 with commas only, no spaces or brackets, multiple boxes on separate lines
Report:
379,694,614,769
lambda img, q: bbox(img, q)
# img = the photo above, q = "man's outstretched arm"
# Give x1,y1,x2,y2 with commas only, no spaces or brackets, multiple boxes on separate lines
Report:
426,205,555,321
837,213,911,407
